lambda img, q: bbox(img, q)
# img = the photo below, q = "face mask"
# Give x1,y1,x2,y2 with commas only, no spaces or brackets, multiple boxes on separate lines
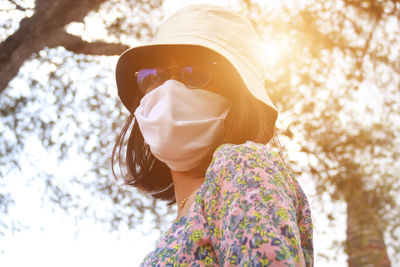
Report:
134,80,231,171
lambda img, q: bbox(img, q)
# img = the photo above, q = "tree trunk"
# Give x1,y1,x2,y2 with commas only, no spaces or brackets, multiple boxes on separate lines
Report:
346,189,391,267
0,17,45,94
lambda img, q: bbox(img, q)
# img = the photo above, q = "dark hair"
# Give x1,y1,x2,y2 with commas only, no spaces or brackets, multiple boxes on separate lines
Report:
112,58,277,204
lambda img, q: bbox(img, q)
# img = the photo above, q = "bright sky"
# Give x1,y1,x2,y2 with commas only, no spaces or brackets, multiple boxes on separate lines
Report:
0,0,352,266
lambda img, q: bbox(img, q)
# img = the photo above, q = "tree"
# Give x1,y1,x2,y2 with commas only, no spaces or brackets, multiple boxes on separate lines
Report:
1,0,400,266
0,0,129,94
0,0,170,237
240,0,400,265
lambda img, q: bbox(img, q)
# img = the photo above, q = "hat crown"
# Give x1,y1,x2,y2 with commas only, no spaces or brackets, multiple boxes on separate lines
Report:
153,5,266,80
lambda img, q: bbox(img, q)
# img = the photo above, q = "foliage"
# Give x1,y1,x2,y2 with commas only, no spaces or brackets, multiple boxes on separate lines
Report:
1,0,399,265
0,0,170,238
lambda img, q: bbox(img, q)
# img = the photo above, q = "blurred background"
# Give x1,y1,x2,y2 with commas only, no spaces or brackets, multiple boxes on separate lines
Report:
1,0,399,266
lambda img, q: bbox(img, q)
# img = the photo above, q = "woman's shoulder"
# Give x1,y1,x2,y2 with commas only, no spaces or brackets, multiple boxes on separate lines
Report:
209,141,282,171
201,142,313,267
204,140,296,201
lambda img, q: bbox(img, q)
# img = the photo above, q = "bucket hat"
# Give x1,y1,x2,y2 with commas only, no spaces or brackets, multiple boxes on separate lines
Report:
116,4,278,123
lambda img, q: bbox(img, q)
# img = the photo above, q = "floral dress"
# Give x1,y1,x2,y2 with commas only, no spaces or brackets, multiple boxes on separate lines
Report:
140,141,313,266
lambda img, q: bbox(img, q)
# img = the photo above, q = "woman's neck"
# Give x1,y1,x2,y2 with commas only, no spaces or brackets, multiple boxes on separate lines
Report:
170,169,205,212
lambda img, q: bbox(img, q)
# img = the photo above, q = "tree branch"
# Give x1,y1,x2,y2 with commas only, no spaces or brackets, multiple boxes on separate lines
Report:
7,0,30,11
48,30,129,56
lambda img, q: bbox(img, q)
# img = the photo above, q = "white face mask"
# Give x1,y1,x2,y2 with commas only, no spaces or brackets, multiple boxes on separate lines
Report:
134,80,231,171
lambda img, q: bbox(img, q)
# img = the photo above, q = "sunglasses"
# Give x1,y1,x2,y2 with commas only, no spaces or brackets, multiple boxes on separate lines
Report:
135,62,217,93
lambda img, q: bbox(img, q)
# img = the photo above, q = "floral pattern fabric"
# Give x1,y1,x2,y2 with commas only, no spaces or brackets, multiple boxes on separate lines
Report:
141,141,313,266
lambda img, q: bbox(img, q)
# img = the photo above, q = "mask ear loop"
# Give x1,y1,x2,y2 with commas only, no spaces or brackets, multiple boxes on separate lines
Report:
145,147,175,197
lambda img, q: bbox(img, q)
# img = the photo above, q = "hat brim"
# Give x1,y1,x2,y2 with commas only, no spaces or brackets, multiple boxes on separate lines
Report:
116,36,277,123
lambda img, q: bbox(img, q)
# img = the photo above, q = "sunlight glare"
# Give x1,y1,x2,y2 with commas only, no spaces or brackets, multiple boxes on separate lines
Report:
262,36,290,69
262,40,284,67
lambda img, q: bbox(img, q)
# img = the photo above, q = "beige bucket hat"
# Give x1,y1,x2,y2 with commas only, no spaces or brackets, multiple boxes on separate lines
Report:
116,4,278,122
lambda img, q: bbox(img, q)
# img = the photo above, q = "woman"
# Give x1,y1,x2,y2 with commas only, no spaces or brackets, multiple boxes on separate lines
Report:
113,4,313,266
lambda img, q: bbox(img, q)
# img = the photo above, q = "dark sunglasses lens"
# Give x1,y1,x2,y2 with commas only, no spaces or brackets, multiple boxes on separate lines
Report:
182,64,214,88
136,68,166,93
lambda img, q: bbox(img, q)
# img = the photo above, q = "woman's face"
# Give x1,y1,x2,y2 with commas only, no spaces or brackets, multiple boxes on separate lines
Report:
136,46,235,100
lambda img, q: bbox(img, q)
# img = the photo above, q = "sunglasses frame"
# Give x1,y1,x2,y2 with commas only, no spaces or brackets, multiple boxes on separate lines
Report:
135,62,217,93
